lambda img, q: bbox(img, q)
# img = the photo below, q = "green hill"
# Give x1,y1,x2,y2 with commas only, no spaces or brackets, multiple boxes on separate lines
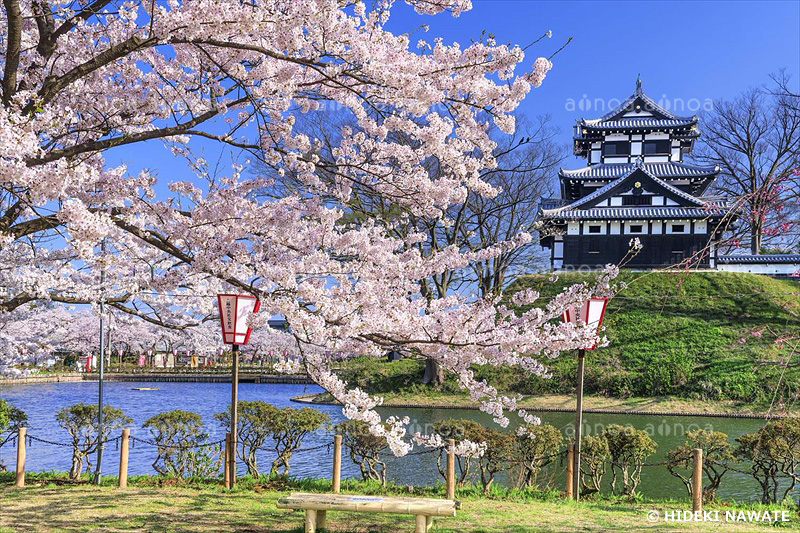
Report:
506,271,800,405
335,272,800,411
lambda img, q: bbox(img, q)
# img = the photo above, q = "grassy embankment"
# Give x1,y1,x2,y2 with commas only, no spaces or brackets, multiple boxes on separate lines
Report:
1,473,798,532
314,272,800,415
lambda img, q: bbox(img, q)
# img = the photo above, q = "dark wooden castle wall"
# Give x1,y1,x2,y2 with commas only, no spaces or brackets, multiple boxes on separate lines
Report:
560,234,712,268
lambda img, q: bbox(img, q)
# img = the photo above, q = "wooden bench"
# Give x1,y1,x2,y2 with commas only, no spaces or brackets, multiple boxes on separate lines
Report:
276,492,460,533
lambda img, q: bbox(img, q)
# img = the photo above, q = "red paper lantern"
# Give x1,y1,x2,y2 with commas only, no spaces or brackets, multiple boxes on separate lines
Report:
561,298,608,351
217,294,261,345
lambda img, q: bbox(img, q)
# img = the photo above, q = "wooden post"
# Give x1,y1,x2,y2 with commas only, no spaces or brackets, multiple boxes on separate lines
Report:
223,432,231,489
15,427,26,488
446,438,455,500
566,443,574,500
118,429,130,488
692,448,703,512
332,434,342,493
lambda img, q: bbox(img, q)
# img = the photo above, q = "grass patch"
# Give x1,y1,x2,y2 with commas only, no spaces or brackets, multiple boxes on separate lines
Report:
1,473,799,532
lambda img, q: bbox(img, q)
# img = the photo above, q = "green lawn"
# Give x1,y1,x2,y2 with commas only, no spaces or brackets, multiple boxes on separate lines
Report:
1,474,798,532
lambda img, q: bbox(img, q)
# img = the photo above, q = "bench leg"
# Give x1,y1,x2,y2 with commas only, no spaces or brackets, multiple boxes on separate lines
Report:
305,509,317,533
317,510,327,530
426,515,434,531
415,515,426,533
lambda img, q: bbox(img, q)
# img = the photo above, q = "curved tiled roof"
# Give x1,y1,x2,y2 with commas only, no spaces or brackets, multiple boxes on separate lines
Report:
554,164,707,210
598,79,675,121
574,80,698,137
582,117,697,130
717,255,800,264
560,162,718,180
539,206,730,221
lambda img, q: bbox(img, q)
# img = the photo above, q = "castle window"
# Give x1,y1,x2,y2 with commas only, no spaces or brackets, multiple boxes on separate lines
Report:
603,141,630,156
622,195,652,206
629,225,643,233
671,224,685,233
588,225,602,234
643,140,670,155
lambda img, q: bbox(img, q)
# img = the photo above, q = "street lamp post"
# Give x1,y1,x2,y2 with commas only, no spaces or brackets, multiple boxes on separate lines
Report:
562,297,608,502
94,240,107,486
217,293,260,488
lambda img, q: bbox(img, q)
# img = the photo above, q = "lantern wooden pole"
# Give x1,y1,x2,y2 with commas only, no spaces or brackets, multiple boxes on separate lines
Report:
15,427,26,488
224,432,231,489
573,348,585,502
118,429,130,488
692,448,703,512
230,344,239,487
566,443,574,499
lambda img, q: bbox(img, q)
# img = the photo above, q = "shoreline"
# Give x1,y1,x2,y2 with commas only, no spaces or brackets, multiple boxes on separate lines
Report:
290,393,787,420
0,371,314,386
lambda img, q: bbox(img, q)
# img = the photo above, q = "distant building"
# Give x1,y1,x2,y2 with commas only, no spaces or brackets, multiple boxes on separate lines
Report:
538,77,734,270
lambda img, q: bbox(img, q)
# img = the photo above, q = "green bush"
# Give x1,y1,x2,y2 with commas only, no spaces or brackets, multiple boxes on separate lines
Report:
56,403,131,480
580,434,610,494
433,419,484,486
143,410,218,479
0,400,26,471
512,424,563,489
265,407,329,477
215,401,276,478
735,418,800,504
338,420,388,485
603,424,656,497
473,426,513,494
666,429,735,502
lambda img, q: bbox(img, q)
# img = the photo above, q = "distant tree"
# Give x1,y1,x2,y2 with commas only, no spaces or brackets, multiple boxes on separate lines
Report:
338,420,389,485
56,403,131,480
696,72,800,254
666,429,735,503
216,402,277,478
144,410,215,479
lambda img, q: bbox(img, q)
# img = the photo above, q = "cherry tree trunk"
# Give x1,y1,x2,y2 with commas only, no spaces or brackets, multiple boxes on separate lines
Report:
422,359,444,387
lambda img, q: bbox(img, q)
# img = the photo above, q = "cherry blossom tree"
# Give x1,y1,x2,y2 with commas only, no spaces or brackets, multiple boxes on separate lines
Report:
0,0,617,453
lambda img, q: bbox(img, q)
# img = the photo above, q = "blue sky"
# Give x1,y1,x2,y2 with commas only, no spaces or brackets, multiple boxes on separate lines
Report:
107,0,800,182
